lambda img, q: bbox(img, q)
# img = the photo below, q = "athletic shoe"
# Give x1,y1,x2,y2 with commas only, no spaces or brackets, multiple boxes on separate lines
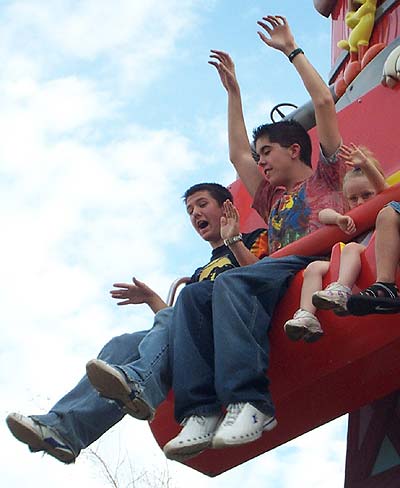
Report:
163,413,221,461
6,413,75,464
212,402,277,449
86,359,154,421
312,282,351,316
284,309,324,343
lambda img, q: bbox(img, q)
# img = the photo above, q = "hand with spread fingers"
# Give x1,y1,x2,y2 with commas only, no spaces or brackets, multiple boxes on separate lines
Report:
339,143,371,170
208,49,239,93
220,200,241,241
257,15,297,56
110,278,167,313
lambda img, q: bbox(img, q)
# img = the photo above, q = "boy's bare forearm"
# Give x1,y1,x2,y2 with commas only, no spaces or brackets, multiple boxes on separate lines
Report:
146,295,169,314
226,240,260,266
291,54,341,157
257,15,341,157
228,90,263,196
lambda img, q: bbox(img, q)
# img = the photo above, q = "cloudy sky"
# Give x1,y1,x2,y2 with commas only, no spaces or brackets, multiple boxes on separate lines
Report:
1,1,347,487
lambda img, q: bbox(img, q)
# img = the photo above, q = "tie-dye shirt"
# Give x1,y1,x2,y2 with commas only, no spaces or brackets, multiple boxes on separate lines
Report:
253,149,346,254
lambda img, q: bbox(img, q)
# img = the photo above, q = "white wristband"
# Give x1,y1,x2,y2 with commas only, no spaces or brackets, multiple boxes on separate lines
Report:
223,234,243,247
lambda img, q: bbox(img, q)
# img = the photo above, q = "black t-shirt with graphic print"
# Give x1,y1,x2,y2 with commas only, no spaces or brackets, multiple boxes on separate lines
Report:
188,228,268,284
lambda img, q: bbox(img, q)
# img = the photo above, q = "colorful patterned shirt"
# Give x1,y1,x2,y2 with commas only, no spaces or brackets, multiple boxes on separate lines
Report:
252,149,346,253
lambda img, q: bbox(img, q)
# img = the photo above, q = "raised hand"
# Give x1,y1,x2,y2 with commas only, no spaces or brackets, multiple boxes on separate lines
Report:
208,50,239,93
257,15,296,55
336,214,357,234
220,200,241,241
110,277,158,306
339,143,371,170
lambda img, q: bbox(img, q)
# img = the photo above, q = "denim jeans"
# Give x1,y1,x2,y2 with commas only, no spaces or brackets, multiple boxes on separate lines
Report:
171,256,317,423
32,307,173,457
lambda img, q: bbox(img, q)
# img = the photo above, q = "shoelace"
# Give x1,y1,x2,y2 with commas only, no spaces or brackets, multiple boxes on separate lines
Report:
222,403,245,426
181,414,207,427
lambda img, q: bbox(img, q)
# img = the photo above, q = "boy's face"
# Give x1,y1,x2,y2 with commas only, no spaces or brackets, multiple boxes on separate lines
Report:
255,135,295,187
344,175,377,209
186,190,225,248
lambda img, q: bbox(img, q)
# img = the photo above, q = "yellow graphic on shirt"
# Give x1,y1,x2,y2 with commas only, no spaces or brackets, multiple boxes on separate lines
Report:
272,194,294,231
198,256,234,282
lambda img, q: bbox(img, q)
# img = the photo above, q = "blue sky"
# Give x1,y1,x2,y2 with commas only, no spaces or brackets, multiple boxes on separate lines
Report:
1,1,347,487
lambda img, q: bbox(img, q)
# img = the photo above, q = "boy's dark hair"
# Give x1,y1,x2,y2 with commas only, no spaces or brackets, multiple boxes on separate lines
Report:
252,119,312,167
183,183,233,206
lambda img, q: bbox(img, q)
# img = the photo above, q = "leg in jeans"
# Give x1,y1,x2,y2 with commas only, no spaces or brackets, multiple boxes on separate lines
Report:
212,255,316,415
170,280,219,423
117,307,173,409
31,308,173,456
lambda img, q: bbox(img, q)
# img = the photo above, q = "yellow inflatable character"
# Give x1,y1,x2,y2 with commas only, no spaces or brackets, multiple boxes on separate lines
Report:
338,0,377,54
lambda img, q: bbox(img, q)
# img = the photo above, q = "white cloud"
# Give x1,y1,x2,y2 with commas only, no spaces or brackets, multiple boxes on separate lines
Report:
0,0,209,93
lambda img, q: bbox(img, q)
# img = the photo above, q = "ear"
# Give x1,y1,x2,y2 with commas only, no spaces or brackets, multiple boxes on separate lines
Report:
289,143,301,160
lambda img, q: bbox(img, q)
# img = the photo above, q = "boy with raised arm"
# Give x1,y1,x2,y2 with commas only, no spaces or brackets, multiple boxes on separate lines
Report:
164,15,347,460
6,183,268,464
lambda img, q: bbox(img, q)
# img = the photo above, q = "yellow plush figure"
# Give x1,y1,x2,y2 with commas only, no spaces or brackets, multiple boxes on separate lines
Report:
338,0,378,53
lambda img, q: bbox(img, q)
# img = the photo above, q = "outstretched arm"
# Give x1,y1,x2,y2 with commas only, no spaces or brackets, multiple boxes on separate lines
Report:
110,277,168,314
220,200,259,265
339,143,389,193
257,15,341,157
209,51,264,197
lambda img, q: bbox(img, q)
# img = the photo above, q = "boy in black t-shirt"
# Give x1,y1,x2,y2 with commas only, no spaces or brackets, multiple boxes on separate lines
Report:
6,183,267,464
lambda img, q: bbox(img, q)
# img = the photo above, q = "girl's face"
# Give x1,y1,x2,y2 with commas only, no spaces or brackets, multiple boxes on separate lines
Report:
343,175,377,209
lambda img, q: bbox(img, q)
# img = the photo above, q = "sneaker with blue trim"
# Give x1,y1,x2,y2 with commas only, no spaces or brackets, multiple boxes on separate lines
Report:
212,402,278,449
6,413,76,464
212,402,277,449
163,413,221,461
86,359,154,421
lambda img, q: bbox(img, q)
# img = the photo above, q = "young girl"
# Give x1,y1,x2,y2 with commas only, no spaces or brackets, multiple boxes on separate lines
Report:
284,144,388,342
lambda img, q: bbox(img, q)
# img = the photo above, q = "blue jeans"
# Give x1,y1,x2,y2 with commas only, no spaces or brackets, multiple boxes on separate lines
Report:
32,307,173,457
171,256,316,423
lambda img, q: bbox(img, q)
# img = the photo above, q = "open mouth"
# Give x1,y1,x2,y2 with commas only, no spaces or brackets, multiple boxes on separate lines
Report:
197,220,209,230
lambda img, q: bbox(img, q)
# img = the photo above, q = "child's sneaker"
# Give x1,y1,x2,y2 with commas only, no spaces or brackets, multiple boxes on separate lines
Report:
6,413,76,464
312,282,351,316
284,309,324,343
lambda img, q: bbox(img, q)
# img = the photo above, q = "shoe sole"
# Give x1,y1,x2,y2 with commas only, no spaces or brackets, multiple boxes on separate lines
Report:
312,294,347,312
164,441,210,461
284,324,323,343
6,414,75,464
303,330,324,343
212,417,277,449
284,323,307,341
86,360,154,421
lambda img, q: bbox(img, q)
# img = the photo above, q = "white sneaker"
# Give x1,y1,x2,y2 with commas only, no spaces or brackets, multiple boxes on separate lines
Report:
212,403,277,449
86,359,154,421
163,414,221,461
6,413,76,464
284,309,324,343
312,282,351,316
